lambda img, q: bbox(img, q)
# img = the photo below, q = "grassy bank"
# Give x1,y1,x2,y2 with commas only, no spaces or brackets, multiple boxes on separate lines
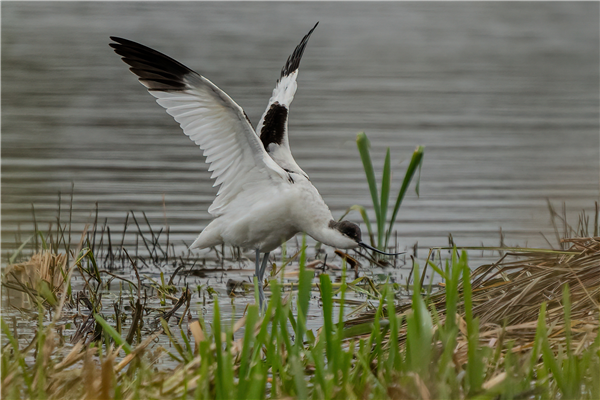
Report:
2,232,599,399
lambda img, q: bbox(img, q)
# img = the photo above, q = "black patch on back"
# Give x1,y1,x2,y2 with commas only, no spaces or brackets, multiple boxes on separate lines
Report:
110,36,195,91
329,220,362,242
280,22,318,79
260,102,288,150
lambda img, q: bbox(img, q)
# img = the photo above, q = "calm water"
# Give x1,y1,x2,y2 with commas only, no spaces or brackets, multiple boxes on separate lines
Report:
3,2,599,256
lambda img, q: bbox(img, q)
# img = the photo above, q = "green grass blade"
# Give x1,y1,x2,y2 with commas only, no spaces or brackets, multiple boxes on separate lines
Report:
93,313,132,354
385,288,399,376
277,300,294,362
406,263,433,378
561,283,578,398
291,353,308,400
310,330,327,398
77,248,101,283
426,259,447,281
415,147,423,196
9,233,35,264
356,132,381,229
462,253,473,327
379,148,391,249
444,249,462,335
319,274,334,364
334,260,349,378
267,283,283,397
337,260,348,334
296,238,313,349
221,327,235,400
160,318,187,362
369,291,386,369
37,231,48,251
253,275,260,306
37,280,58,306
562,284,572,358
179,326,193,358
245,360,267,400
462,252,484,394
237,305,259,397
541,315,567,395
384,145,424,248
250,285,276,367
527,302,547,383
342,320,389,339
211,296,229,400
1,317,33,390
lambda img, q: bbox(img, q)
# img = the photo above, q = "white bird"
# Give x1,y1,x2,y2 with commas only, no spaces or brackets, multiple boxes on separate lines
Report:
110,23,399,307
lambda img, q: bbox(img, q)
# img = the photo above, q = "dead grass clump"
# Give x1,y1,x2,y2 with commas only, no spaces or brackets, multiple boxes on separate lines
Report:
463,237,600,352
3,251,68,309
347,236,599,356
449,237,599,352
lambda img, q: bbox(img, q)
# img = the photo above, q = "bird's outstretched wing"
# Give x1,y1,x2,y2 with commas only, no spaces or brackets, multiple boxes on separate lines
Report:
110,36,290,217
255,22,318,179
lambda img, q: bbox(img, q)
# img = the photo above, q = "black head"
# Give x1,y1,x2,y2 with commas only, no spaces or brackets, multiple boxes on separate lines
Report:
329,220,362,243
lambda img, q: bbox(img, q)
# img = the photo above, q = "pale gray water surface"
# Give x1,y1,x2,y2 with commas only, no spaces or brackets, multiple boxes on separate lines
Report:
3,2,599,254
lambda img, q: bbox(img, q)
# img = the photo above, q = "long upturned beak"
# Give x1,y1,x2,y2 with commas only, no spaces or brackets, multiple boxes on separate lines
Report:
358,242,405,256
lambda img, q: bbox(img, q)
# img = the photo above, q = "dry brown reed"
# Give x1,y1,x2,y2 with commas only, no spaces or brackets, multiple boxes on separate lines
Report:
347,236,600,356
3,251,67,309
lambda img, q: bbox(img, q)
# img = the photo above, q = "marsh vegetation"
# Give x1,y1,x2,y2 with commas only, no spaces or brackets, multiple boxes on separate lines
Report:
1,200,598,399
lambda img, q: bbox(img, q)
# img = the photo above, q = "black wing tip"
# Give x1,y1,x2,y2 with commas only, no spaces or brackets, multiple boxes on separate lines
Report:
109,36,142,49
280,22,319,79
109,36,195,91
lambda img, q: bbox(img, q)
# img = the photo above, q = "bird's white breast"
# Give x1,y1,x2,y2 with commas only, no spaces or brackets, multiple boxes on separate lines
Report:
210,174,329,252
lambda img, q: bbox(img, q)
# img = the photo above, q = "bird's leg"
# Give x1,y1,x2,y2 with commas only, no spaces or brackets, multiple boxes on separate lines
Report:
254,252,270,311
254,248,262,309
259,252,270,283
255,248,261,281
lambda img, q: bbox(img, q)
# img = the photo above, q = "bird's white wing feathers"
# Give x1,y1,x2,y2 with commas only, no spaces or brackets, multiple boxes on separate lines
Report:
255,23,318,179
110,37,289,217
151,82,287,216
